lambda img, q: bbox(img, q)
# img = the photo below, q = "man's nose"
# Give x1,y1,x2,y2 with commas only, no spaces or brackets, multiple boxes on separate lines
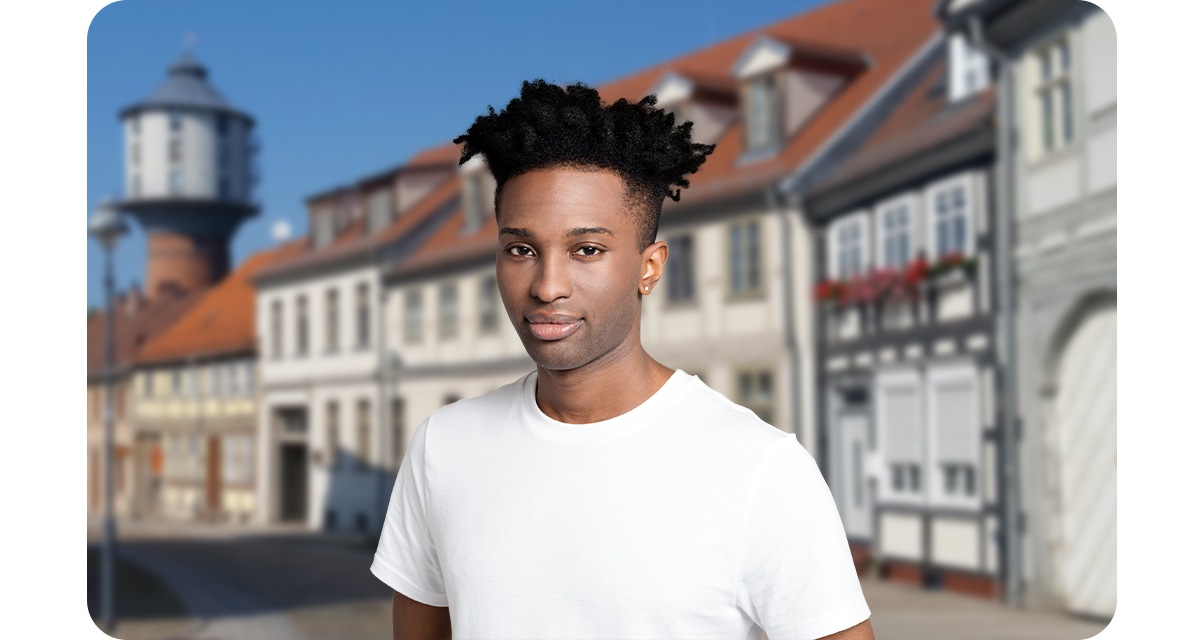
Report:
531,253,572,302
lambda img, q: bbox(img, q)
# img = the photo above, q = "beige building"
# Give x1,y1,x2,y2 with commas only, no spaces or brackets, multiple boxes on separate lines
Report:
131,241,304,523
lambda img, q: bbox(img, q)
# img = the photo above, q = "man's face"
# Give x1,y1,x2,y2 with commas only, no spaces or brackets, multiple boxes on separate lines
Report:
495,167,663,372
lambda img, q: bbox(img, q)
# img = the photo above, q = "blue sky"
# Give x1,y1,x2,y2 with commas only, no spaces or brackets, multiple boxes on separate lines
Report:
86,0,827,307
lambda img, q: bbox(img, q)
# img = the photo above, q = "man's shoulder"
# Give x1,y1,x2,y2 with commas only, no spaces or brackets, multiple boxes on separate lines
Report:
671,374,797,451
425,371,530,431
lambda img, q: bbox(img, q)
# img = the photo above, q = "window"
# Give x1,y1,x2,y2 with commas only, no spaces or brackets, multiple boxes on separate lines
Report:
928,177,974,259
367,189,391,234
356,283,371,348
210,364,223,398
170,111,182,132
130,117,140,135
878,371,924,501
479,275,499,333
131,144,140,166
314,208,335,248
218,176,230,201
131,175,140,198
326,401,340,471
143,371,153,397
356,399,371,471
462,172,495,234
325,288,340,352
728,220,762,295
829,217,868,279
745,72,780,151
928,363,981,506
404,289,423,343
169,138,182,164
878,200,912,270
666,234,696,303
948,33,990,102
172,369,182,396
226,361,240,396
736,369,775,425
391,398,405,467
243,361,254,395
222,434,253,484
270,300,283,359
296,295,309,356
216,113,229,137
438,282,458,339
169,170,183,195
1034,37,1073,153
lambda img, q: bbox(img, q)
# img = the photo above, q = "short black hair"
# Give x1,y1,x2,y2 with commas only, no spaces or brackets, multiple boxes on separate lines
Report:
452,78,716,248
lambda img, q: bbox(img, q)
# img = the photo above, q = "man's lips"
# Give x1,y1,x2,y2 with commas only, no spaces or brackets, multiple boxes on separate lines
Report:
525,313,583,341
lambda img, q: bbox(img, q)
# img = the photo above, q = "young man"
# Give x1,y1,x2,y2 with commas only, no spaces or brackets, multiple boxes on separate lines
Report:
371,79,873,640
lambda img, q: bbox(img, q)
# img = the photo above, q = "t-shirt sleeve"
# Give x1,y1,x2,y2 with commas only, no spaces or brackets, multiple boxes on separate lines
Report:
736,437,870,639
370,416,448,606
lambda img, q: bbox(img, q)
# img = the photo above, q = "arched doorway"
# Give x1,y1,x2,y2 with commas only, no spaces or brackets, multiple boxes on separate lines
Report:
1044,296,1116,618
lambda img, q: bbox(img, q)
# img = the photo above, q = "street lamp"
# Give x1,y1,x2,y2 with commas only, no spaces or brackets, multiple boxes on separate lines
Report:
89,198,128,631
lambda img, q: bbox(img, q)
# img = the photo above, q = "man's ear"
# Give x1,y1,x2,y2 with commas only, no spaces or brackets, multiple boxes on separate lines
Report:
639,240,668,294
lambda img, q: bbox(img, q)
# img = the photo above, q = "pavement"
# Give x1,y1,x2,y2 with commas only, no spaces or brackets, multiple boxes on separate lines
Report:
87,518,1112,640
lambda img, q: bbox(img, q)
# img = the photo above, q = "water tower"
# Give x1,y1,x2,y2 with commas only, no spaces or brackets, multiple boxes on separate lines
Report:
117,51,259,297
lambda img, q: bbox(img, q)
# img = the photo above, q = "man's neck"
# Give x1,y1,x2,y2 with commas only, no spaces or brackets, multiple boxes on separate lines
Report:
534,348,676,425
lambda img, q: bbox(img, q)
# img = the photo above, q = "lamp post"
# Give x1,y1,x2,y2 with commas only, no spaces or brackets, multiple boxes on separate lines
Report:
89,198,128,631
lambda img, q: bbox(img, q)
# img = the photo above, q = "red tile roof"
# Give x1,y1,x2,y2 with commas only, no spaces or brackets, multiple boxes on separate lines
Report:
387,175,497,281
808,57,996,196
387,0,940,278
87,289,203,380
255,172,460,281
134,238,308,365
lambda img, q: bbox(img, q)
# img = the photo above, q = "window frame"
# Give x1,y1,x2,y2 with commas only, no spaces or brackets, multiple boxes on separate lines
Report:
726,218,765,299
876,366,926,506
403,288,424,344
356,282,371,349
925,173,976,260
925,360,983,510
479,275,499,333
437,281,459,340
1031,34,1074,156
325,287,340,353
875,195,917,271
295,294,309,357
326,400,340,471
827,213,870,279
743,70,782,152
665,232,697,305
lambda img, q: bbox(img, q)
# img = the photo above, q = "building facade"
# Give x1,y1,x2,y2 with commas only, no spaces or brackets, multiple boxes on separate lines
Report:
944,0,1117,617
804,32,1004,596
252,151,458,532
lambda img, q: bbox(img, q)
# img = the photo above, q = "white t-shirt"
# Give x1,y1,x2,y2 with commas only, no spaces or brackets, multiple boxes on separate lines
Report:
371,369,869,639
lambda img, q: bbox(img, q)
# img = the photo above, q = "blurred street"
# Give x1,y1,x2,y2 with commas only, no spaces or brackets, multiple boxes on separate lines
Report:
88,520,1110,640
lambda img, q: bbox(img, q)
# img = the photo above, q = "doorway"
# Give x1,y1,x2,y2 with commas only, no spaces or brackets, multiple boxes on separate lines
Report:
280,443,308,522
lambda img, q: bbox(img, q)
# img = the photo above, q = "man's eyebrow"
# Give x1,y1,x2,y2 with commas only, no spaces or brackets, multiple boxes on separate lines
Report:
498,227,532,238
566,227,613,238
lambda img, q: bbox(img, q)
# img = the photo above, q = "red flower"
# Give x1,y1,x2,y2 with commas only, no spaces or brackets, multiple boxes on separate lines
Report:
904,256,929,287
814,280,833,302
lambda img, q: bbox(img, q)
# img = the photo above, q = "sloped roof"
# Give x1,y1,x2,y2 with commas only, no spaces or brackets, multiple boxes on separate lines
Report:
387,0,940,279
135,238,308,365
120,53,250,120
87,289,204,380
255,172,462,282
386,176,496,281
807,56,996,198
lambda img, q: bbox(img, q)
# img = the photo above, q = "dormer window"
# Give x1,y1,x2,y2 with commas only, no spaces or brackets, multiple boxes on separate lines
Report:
948,33,990,102
367,189,392,234
460,156,495,235
744,72,781,151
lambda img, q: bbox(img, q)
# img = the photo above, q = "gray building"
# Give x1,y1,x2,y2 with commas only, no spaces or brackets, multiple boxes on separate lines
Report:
942,0,1116,619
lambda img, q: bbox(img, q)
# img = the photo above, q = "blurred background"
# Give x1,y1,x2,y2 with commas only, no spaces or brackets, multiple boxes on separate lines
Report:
85,0,1115,638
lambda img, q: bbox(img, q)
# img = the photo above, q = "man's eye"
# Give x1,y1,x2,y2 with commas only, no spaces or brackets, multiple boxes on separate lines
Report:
574,246,603,257
507,246,533,257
